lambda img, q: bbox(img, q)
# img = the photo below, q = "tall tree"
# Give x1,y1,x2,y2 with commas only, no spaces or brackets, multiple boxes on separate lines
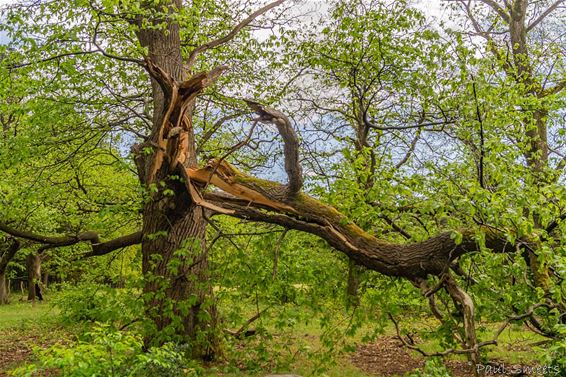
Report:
451,0,565,326
1,0,287,356
1,0,564,370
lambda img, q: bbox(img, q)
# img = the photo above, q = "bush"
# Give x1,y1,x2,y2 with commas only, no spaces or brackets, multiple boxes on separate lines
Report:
539,325,566,377
52,282,143,329
404,358,452,377
11,324,200,377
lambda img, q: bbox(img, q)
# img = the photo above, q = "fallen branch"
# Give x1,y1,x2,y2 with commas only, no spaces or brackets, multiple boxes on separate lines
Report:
224,307,269,338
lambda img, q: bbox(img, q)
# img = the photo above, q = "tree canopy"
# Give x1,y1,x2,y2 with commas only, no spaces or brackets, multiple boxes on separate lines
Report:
0,0,564,375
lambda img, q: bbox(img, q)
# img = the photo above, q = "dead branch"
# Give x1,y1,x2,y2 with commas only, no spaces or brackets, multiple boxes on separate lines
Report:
224,307,269,338
244,100,303,196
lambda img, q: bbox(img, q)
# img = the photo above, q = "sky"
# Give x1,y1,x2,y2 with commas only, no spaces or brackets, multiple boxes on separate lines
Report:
0,0,449,45
0,0,9,44
0,0,452,56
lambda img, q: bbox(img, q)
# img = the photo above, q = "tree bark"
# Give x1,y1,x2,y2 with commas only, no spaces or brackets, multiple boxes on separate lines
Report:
346,259,363,308
0,272,8,305
0,238,19,305
42,271,48,288
134,0,217,356
508,0,552,293
444,274,480,370
189,159,515,279
26,253,41,301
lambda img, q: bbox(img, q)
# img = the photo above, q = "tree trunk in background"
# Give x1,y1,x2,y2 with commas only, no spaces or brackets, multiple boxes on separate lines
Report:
346,259,362,308
42,271,48,288
508,0,552,292
345,108,375,307
135,0,217,357
0,272,8,304
26,253,41,301
0,239,19,305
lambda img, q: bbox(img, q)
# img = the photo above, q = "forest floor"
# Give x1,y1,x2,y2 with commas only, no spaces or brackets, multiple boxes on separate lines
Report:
349,336,539,377
0,301,66,376
0,297,546,377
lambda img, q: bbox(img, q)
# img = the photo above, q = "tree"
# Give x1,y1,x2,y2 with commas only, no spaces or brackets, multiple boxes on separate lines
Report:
291,0,453,307
0,238,19,304
1,0,288,357
0,0,563,371
447,0,565,336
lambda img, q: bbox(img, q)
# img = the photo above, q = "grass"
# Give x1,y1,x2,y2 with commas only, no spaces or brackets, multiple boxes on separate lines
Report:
0,300,59,330
0,291,549,377
0,296,69,374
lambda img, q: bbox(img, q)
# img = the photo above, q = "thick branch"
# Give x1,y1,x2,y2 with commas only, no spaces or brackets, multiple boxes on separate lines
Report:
0,221,141,257
363,112,454,131
527,0,564,32
0,221,99,245
83,231,143,258
188,160,513,279
0,238,20,272
542,78,566,97
244,100,303,196
478,0,511,23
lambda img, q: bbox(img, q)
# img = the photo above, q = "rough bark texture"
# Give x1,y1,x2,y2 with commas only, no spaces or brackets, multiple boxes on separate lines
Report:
184,102,510,279
189,159,514,279
444,274,479,367
134,0,218,355
346,260,362,308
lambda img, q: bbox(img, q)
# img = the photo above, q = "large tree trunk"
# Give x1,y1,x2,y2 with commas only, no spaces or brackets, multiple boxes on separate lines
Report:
133,0,217,357
141,193,217,357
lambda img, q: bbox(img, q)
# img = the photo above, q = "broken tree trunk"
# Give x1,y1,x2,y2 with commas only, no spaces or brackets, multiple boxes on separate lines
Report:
133,0,229,355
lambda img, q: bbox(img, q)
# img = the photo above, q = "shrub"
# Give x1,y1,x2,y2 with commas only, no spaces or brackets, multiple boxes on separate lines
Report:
52,282,142,329
11,324,200,377
404,358,452,377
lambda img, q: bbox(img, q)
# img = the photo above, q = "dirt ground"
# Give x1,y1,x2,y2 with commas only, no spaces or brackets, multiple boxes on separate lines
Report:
0,329,41,376
0,327,63,377
349,336,533,377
